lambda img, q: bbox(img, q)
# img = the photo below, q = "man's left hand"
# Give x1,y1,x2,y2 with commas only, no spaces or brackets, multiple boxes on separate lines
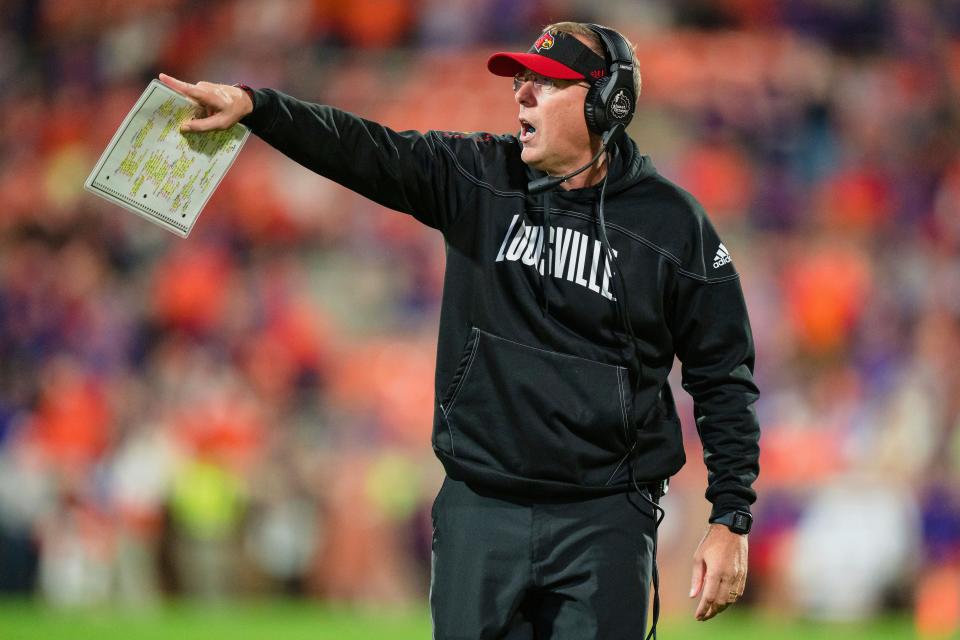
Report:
688,523,748,621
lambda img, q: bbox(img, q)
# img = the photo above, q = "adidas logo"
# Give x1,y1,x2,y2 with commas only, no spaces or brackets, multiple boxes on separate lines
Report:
713,243,732,268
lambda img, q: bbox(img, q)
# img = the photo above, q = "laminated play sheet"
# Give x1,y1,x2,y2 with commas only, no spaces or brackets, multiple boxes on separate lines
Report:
84,79,249,238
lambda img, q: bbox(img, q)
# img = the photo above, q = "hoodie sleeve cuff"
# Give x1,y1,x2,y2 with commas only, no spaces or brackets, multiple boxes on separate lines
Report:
709,497,753,522
236,86,278,134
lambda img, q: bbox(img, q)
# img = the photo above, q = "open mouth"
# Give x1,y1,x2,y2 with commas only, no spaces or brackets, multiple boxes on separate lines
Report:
519,118,537,143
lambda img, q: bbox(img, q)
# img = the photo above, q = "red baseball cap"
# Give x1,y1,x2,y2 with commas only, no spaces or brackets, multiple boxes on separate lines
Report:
487,29,607,82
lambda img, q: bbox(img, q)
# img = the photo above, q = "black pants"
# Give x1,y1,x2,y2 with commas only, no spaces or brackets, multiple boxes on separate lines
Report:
429,476,658,640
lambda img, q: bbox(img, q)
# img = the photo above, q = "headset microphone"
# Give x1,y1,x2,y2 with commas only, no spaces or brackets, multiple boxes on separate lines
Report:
527,124,622,195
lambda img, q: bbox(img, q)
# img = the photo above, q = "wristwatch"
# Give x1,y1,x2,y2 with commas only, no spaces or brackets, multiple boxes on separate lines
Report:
709,509,753,534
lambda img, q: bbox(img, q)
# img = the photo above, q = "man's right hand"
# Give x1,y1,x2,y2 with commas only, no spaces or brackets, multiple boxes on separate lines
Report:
158,73,253,133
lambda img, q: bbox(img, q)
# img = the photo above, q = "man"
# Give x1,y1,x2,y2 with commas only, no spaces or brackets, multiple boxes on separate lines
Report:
160,20,759,639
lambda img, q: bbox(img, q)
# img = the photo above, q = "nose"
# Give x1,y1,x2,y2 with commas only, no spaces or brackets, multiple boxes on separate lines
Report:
514,80,536,107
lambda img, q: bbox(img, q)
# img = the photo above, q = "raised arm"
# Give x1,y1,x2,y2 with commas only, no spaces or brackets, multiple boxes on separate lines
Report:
157,73,462,231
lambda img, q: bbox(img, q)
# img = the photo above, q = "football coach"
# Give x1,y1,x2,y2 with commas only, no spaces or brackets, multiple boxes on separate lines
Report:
160,20,760,640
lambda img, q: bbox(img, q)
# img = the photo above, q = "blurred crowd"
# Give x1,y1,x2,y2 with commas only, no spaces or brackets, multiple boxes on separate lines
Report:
1,0,960,635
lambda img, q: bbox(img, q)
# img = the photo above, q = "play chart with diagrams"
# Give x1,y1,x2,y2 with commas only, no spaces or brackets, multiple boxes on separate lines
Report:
84,79,249,237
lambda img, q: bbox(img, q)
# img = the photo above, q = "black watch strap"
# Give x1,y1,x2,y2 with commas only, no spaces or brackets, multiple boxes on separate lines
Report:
709,509,752,534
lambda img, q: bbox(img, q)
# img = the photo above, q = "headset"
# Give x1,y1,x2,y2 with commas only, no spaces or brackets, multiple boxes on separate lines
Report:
584,23,638,136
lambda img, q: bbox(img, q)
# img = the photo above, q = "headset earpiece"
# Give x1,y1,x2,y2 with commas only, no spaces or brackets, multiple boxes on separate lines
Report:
584,24,636,136
583,75,610,135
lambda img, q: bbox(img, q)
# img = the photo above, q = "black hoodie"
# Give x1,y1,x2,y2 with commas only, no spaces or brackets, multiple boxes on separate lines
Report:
241,89,760,521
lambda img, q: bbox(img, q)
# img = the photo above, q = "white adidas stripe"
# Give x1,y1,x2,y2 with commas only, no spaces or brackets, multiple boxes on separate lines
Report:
713,243,731,268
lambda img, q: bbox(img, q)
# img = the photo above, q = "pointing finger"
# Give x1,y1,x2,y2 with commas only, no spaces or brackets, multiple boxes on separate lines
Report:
158,73,188,92
158,73,205,101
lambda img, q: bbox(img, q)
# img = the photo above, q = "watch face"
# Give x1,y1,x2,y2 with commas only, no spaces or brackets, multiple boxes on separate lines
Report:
732,512,751,533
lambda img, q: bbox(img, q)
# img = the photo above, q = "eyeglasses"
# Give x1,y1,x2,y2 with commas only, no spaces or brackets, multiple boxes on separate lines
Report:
512,71,589,94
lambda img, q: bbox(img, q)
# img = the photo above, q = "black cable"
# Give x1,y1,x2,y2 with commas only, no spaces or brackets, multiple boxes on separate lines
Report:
629,462,665,640
595,147,639,398
596,148,666,640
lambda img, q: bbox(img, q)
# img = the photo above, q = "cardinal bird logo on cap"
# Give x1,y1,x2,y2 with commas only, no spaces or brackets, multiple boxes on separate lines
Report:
534,31,555,51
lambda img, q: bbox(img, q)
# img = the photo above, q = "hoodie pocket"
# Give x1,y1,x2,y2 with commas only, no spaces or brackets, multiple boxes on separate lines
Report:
438,326,632,487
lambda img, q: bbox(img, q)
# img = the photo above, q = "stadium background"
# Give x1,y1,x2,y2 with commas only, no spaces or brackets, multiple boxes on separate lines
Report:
1,0,959,638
